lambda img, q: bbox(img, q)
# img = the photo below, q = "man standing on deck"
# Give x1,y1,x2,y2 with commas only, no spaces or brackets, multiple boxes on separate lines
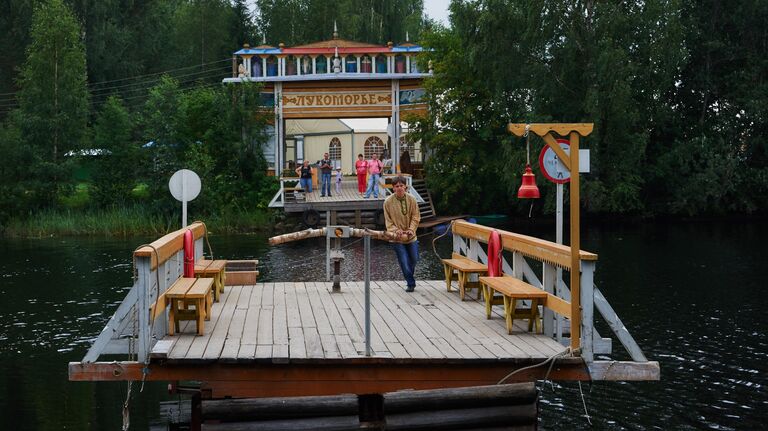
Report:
384,176,421,292
318,152,333,197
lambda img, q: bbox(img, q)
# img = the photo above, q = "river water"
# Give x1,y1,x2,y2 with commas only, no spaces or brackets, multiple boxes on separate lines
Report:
0,221,766,429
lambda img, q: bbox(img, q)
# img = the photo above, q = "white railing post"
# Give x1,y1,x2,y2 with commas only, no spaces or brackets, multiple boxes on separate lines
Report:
542,262,557,339
468,239,480,261
136,257,151,363
580,260,595,361
452,233,462,255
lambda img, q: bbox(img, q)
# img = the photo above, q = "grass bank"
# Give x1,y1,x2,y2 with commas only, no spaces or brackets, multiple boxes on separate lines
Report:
3,206,274,237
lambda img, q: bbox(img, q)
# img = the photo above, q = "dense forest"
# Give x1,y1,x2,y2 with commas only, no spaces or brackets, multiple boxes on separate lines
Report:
0,0,424,233
417,0,768,217
0,0,765,235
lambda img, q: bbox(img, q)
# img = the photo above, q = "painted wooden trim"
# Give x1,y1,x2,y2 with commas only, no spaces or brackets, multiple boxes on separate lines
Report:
507,123,594,137
580,261,595,362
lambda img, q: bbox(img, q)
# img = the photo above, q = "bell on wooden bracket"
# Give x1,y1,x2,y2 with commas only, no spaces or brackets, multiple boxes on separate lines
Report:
517,126,540,199
517,164,540,199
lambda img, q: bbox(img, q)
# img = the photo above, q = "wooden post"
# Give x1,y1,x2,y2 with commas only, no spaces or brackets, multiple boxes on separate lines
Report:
568,131,581,353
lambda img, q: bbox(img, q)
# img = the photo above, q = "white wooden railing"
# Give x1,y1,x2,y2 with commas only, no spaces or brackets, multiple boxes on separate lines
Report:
82,223,206,364
451,220,647,363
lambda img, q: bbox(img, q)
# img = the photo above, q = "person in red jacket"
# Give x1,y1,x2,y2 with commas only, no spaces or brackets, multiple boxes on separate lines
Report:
355,154,367,194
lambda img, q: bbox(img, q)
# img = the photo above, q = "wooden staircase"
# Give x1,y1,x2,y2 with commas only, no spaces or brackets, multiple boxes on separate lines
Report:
412,179,436,225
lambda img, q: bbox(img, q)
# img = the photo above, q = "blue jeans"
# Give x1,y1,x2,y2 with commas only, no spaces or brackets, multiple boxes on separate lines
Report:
364,173,380,198
393,240,419,288
321,173,332,196
299,178,312,192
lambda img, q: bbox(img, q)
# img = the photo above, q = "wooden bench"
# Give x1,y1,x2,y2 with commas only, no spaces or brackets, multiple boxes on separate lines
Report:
441,253,488,300
195,259,226,302
479,276,549,334
167,277,214,336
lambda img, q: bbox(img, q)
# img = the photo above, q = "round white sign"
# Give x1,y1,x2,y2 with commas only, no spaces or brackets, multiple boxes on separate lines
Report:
168,169,201,201
538,139,571,184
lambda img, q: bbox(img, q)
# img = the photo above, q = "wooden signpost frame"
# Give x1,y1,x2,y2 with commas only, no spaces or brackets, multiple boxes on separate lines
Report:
508,123,593,353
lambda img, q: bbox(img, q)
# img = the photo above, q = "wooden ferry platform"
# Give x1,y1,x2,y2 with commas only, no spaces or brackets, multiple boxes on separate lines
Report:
70,220,659,401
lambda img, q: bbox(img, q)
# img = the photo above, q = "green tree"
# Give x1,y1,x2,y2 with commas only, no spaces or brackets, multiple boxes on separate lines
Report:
168,0,238,72
91,96,140,206
0,111,45,226
17,0,89,163
0,0,35,101
233,0,258,46
419,0,689,216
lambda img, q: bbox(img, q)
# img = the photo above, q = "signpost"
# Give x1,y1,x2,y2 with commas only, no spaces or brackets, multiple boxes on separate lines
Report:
168,169,201,228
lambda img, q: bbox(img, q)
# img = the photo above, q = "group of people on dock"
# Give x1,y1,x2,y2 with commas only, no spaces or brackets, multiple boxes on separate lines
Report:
295,152,389,198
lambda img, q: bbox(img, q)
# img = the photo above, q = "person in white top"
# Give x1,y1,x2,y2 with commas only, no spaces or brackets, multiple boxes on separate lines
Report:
363,153,383,198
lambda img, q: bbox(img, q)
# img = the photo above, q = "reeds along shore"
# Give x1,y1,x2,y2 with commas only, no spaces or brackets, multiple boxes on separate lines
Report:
2,206,272,237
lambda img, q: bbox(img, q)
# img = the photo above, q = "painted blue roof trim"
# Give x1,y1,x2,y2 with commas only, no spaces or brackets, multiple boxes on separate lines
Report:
235,48,282,55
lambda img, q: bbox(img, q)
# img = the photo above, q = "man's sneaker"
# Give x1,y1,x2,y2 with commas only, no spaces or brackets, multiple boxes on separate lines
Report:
405,286,415,292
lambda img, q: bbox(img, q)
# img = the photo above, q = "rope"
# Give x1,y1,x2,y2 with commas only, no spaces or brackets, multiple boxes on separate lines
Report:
496,347,571,385
121,380,132,431
578,380,593,425
430,219,456,260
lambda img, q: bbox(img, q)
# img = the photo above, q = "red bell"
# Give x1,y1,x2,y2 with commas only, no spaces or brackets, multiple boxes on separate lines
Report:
517,164,540,199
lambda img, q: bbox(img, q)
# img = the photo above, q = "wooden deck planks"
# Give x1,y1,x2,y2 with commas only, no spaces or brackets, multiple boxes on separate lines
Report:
159,280,567,362
304,180,385,203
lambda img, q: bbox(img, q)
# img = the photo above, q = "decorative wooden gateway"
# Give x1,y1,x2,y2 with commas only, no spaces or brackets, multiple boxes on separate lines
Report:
222,33,430,177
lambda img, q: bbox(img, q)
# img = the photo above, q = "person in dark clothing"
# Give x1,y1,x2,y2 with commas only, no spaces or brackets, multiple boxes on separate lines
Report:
295,160,313,192
318,153,333,197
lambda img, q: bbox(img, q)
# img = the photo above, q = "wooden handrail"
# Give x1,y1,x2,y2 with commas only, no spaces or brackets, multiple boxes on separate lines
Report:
134,222,207,270
452,220,597,269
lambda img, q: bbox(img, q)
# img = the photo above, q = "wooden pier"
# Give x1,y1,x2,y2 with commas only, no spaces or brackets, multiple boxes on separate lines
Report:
70,220,659,401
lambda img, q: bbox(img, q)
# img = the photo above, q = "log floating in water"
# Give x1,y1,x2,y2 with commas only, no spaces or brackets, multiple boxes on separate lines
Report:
201,415,361,431
202,394,358,421
268,228,403,246
384,405,538,431
165,384,538,430
383,383,537,413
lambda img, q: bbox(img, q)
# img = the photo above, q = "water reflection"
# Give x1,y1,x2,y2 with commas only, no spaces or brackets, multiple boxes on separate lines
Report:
0,222,766,429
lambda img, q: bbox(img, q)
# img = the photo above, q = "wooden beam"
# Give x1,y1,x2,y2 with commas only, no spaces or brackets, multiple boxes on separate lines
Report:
587,361,660,381
507,123,593,138
568,132,581,352
544,293,571,318
541,133,571,171
69,360,589,384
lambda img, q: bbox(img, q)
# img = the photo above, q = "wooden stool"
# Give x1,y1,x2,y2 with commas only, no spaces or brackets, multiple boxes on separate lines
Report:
167,277,214,336
195,259,226,302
